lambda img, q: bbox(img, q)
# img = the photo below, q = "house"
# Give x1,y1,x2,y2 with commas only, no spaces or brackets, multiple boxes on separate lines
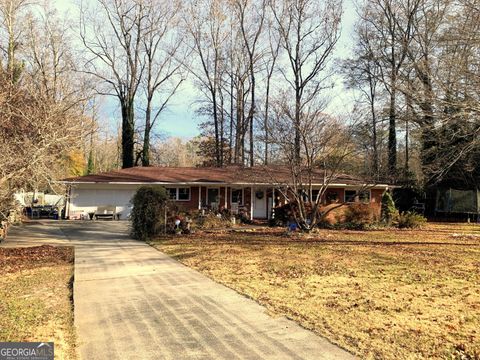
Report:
62,166,390,220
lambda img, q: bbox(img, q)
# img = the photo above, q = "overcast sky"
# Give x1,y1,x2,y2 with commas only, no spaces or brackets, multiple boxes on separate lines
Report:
54,0,359,140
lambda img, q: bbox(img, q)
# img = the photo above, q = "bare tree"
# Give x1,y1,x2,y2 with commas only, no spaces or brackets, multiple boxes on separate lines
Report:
271,0,342,162
235,0,266,166
261,14,281,165
269,105,357,231
358,0,419,179
0,5,93,220
407,0,480,187
0,0,29,81
185,0,229,167
344,19,383,178
79,0,147,168
140,0,185,166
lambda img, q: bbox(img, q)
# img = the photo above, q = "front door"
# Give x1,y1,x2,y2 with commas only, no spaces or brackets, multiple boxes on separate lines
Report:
207,188,219,210
253,188,267,219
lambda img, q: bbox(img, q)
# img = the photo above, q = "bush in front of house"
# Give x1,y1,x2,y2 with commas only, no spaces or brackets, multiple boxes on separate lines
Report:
396,211,427,229
130,186,168,240
381,191,398,224
342,203,375,229
269,203,294,227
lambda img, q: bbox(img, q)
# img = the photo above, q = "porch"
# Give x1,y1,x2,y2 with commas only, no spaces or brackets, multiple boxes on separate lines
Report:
196,186,280,220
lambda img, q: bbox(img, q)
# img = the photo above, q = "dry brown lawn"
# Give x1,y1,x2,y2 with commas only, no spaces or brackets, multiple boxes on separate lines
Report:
0,245,76,360
151,223,480,360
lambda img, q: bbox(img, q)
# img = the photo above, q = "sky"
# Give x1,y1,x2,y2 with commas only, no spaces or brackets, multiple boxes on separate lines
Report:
54,0,360,140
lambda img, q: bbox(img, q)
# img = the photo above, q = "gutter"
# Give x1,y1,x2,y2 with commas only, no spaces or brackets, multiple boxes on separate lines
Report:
58,181,391,188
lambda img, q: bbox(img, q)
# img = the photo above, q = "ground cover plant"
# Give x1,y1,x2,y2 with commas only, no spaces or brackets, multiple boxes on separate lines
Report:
0,245,76,360
151,223,480,359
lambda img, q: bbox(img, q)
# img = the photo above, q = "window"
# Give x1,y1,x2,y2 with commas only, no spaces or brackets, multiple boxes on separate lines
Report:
231,189,243,204
345,190,357,203
358,191,370,203
345,190,371,203
166,187,191,201
326,191,339,203
178,188,190,201
166,188,177,200
299,189,321,202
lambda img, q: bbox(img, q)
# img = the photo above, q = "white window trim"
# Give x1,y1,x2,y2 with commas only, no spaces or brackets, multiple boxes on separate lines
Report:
230,187,244,205
176,187,191,202
359,189,371,204
166,187,177,201
166,187,191,202
344,189,371,203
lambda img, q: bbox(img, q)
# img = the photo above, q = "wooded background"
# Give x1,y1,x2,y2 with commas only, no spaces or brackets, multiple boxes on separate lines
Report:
1,0,479,216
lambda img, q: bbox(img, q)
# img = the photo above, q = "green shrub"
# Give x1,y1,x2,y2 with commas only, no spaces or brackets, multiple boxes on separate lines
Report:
130,186,168,240
343,203,374,229
381,191,398,224
396,211,427,229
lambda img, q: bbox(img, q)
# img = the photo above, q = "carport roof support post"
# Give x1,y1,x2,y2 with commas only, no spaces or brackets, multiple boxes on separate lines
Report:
198,186,202,210
250,186,254,220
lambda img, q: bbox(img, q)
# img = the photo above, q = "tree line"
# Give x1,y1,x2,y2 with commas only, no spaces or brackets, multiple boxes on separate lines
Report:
0,0,94,217
1,0,479,218
85,0,478,191
345,0,480,189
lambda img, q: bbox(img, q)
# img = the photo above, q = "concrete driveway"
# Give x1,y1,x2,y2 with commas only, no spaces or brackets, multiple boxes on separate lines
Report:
4,221,355,360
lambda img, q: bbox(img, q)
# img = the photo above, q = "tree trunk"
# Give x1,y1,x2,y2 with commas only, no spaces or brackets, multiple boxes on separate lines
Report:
121,98,135,169
419,71,436,183
294,90,301,162
249,70,255,167
388,80,397,179
371,104,379,178
264,81,270,165
234,79,243,164
142,98,152,166
229,73,234,165
220,91,224,167
405,91,412,176
369,80,379,178
211,89,221,167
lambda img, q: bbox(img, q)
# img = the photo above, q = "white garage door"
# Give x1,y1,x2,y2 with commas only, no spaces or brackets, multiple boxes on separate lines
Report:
71,187,137,218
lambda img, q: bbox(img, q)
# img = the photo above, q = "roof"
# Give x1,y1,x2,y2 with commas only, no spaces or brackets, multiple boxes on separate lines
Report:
62,166,390,187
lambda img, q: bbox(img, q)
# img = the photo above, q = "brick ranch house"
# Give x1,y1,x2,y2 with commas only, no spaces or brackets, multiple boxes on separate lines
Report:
62,166,390,220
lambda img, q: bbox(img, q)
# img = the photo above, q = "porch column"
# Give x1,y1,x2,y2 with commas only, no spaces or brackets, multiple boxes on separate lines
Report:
198,186,202,210
66,185,72,219
224,186,228,209
250,186,254,220
272,187,276,220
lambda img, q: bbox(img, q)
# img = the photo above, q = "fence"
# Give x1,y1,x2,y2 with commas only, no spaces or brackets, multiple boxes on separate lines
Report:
435,188,480,219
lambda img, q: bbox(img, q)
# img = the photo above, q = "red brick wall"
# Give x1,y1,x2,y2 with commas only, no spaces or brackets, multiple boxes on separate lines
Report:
371,189,384,204
370,188,385,217
168,185,386,219
173,186,199,212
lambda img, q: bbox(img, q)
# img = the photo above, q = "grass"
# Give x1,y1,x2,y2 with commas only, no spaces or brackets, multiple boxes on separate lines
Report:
0,245,76,360
150,222,480,360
